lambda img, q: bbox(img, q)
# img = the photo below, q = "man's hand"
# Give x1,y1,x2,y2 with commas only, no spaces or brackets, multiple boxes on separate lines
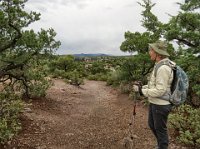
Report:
133,81,143,96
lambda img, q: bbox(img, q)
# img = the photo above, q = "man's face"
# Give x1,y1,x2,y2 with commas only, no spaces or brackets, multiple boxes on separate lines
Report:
149,48,157,61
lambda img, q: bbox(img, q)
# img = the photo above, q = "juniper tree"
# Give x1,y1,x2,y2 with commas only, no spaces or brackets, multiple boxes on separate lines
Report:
0,0,60,98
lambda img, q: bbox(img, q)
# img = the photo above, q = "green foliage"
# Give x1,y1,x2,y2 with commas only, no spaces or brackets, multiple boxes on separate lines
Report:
55,55,75,72
165,0,200,55
88,73,108,81
88,61,108,75
28,78,52,98
6,58,53,98
49,55,87,79
0,93,23,144
120,0,176,56
0,0,60,144
49,56,86,87
169,104,200,147
120,32,152,54
52,68,67,78
60,56,128,83
138,0,163,38
83,59,114,82
67,70,84,86
106,54,152,89
181,0,200,11
106,70,122,87
0,0,60,97
120,54,153,83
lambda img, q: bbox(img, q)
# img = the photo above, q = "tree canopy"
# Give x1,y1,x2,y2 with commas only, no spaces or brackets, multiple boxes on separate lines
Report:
0,0,60,97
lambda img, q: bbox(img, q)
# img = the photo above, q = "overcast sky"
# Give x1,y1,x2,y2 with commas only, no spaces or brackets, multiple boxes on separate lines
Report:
25,0,182,55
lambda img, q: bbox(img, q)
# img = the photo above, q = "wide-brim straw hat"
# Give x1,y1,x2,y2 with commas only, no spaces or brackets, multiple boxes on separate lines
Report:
149,41,170,57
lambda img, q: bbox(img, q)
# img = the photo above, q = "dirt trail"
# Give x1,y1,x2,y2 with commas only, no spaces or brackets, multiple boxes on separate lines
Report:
9,79,184,149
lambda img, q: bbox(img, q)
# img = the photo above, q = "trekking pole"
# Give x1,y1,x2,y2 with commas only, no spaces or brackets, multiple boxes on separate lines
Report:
129,91,138,138
123,90,139,149
130,81,141,125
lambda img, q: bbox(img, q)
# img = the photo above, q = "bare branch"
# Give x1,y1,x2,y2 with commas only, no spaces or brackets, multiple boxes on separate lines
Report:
175,37,197,47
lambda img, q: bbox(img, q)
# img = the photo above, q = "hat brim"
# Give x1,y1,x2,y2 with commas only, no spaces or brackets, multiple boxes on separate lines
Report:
149,43,170,57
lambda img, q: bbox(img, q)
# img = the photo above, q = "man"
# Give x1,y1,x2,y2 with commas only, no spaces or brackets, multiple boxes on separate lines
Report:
133,40,175,149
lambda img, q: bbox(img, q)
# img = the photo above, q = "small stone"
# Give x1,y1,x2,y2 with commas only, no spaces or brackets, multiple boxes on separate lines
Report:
23,107,32,113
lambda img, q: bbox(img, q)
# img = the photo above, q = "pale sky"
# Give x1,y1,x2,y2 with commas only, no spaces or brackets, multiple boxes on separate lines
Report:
25,0,182,55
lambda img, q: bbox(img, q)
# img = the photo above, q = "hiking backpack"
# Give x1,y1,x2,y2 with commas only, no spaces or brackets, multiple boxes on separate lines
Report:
154,60,189,106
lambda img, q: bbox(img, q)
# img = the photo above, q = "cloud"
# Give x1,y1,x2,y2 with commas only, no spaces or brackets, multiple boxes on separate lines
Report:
60,0,90,9
27,0,90,11
25,0,181,55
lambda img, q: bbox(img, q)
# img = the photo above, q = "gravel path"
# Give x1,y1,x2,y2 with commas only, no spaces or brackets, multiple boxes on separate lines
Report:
9,79,185,149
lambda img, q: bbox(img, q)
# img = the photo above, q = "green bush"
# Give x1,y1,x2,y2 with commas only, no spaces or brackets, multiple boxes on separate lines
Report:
87,73,108,81
87,75,97,81
52,69,66,78
67,70,84,86
0,93,23,144
169,104,200,147
106,70,122,86
22,64,53,98
88,61,107,75
28,78,52,98
106,55,152,88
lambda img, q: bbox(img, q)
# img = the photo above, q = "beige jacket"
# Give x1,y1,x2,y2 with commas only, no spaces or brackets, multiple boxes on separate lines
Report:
142,58,175,105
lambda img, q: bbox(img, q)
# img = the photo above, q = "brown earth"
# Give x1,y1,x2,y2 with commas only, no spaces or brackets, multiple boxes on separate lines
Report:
7,79,188,149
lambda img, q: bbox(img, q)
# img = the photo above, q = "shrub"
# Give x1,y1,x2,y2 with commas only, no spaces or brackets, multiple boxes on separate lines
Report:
28,78,52,98
52,69,66,78
87,73,108,81
169,104,200,147
67,70,84,86
106,70,122,87
0,93,23,144
88,61,107,75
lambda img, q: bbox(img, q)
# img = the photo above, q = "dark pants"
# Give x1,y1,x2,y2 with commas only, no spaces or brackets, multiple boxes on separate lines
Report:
148,103,172,149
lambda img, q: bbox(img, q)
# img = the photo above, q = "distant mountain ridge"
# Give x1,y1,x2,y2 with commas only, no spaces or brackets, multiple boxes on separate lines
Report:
73,53,111,57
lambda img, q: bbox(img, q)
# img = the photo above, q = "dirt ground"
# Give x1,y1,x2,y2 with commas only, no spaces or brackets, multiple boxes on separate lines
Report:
7,79,188,149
